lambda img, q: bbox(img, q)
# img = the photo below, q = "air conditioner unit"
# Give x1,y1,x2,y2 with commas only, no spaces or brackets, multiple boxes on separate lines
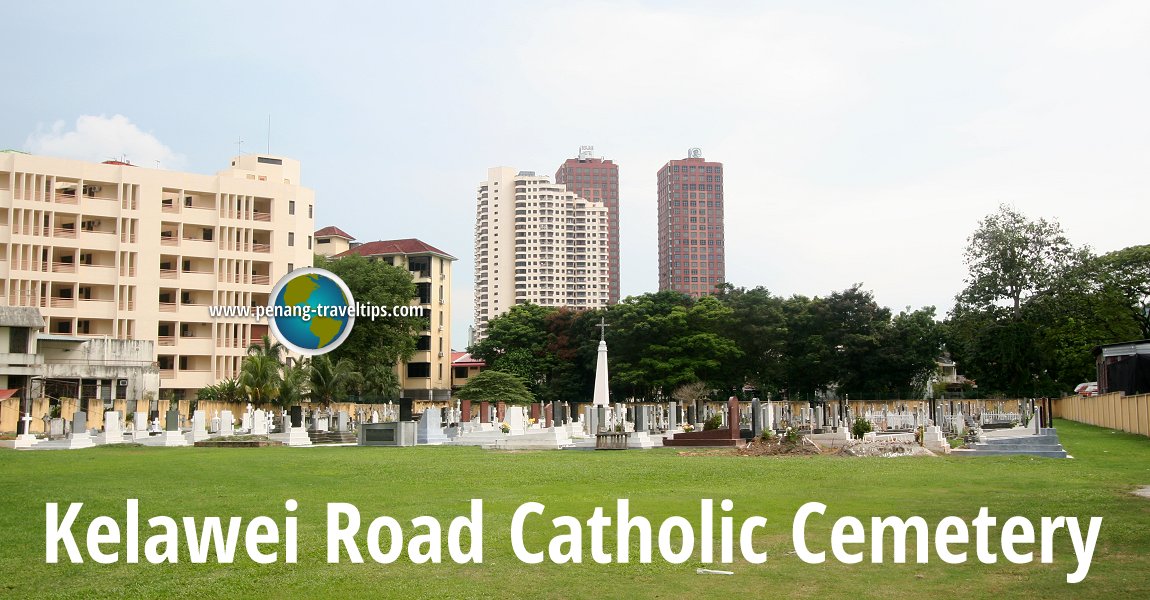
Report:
438,352,444,358
117,379,128,387
438,326,444,332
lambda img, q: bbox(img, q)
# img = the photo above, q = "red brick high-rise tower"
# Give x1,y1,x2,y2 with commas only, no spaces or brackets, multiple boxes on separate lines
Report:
657,148,725,298
556,146,621,304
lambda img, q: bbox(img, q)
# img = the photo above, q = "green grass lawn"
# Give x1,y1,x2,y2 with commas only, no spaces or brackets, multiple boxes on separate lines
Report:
3,419,1150,599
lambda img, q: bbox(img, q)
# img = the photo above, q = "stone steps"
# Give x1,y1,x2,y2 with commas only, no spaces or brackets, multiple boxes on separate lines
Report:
959,429,1069,458
307,431,357,445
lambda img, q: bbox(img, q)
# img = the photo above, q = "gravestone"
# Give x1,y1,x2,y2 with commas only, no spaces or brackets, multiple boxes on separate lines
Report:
586,405,599,435
687,405,697,426
72,411,87,435
189,410,209,442
751,398,762,438
101,411,124,444
240,410,252,433
336,410,350,433
165,409,180,432
220,410,236,436
596,405,607,433
416,408,449,444
398,398,414,422
290,405,303,428
727,396,741,441
252,409,269,435
634,405,648,432
505,405,526,433
130,411,148,440
460,399,472,423
479,401,491,424
667,402,678,432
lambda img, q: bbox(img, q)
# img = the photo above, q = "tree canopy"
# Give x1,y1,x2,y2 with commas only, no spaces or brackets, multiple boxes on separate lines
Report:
454,370,535,405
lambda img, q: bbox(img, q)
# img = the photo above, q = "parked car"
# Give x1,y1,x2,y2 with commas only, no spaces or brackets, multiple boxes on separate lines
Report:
1074,382,1099,397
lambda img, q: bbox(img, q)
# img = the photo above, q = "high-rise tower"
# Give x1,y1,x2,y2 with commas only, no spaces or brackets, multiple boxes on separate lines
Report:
657,148,725,298
473,167,609,338
556,146,620,304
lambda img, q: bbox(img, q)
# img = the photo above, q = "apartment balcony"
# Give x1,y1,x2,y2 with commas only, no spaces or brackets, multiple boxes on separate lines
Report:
77,298,116,318
42,297,75,309
160,269,179,280
180,269,217,288
174,336,214,355
253,211,271,222
50,261,76,274
171,369,214,389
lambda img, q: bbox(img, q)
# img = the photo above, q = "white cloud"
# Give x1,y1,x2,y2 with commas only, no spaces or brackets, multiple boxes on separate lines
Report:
24,114,186,169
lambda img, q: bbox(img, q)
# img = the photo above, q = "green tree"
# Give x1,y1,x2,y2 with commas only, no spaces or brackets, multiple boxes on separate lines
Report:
277,359,311,408
316,253,421,370
247,334,284,361
354,364,401,403
239,353,282,406
1091,245,1150,338
608,292,742,400
715,285,788,394
309,354,362,405
468,304,559,398
958,204,1088,318
455,370,535,405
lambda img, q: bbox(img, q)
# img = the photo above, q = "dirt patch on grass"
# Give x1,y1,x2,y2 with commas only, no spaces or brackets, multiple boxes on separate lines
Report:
837,440,936,458
1131,486,1150,499
737,439,823,456
676,439,825,457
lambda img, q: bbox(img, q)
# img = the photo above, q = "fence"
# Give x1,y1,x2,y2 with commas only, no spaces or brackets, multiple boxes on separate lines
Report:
0,397,456,434
1052,392,1150,437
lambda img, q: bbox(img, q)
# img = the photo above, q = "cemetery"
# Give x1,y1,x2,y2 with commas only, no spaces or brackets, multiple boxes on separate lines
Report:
2,418,1149,598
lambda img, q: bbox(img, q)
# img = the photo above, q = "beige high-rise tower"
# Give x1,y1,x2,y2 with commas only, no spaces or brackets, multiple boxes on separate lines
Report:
473,167,609,339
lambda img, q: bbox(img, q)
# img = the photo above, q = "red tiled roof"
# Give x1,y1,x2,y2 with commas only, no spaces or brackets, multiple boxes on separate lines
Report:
337,238,456,260
451,352,485,367
314,226,355,240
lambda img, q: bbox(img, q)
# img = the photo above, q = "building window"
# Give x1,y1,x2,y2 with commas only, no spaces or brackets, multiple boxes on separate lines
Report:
406,362,431,378
288,263,294,272
288,232,295,247
308,235,312,250
289,200,295,215
454,366,468,379
8,327,29,353
308,205,313,218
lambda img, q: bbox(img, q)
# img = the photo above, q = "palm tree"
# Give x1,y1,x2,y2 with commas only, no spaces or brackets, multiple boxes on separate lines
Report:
217,378,244,403
247,334,285,361
278,359,311,409
240,354,282,406
309,354,362,406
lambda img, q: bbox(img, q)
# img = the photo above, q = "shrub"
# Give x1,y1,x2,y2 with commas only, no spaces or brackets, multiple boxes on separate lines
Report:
851,417,873,440
783,427,799,445
703,415,723,431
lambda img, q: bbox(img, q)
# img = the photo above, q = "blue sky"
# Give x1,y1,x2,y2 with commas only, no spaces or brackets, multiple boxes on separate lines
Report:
4,1,1149,349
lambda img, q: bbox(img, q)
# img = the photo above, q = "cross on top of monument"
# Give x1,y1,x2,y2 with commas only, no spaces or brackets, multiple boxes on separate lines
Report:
596,317,609,342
